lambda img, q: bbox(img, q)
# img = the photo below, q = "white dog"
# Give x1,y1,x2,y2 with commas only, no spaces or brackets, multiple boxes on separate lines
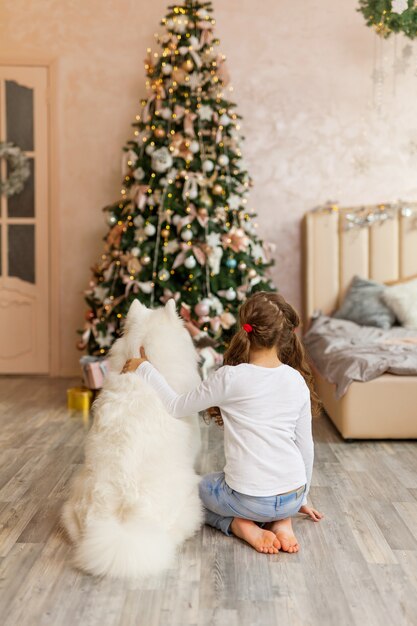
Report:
62,298,203,579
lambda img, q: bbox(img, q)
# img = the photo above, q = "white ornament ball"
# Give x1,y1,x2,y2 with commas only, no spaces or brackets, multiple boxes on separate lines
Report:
133,167,145,181
161,108,172,120
248,269,257,279
218,154,229,167
184,255,197,269
166,18,175,29
131,247,140,257
189,140,200,154
145,144,155,155
188,187,199,200
238,261,247,271
158,269,170,282
225,288,236,301
133,215,144,227
162,63,173,75
189,36,199,48
144,223,156,236
151,146,173,173
195,301,210,317
140,282,153,294
107,215,117,225
202,159,214,173
159,177,168,187
172,214,181,226
141,255,151,265
181,229,193,241
219,113,232,126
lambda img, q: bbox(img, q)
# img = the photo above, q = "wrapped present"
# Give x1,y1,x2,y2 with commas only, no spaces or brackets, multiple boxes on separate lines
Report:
67,386,94,412
80,355,110,390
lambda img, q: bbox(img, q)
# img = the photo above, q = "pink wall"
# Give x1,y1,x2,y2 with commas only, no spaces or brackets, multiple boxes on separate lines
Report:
1,0,416,375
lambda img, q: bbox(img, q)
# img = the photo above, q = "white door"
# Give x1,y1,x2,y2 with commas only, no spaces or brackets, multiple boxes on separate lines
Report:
0,66,49,373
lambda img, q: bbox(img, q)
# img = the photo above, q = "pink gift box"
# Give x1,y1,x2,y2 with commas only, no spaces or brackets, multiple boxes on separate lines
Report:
80,356,109,390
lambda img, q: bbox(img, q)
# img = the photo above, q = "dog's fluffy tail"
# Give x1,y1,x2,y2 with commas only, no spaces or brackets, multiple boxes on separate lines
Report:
73,517,175,579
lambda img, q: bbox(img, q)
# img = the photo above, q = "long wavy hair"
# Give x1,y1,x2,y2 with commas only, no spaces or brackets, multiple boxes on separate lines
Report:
208,291,321,426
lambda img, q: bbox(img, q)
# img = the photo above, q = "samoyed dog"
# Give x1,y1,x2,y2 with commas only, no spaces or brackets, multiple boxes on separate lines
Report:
61,298,203,579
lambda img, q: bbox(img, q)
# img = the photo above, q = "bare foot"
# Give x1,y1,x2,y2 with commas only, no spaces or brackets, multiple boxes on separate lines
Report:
231,518,280,554
268,518,299,553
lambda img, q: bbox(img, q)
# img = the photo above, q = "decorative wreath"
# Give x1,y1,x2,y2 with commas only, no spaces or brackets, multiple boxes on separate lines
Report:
358,1,417,39
0,141,31,197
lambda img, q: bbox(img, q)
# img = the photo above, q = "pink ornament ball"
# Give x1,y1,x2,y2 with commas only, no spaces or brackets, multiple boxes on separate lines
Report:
195,301,210,317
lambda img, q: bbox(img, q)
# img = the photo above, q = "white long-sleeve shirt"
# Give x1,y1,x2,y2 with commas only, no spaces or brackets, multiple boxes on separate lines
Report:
136,361,314,504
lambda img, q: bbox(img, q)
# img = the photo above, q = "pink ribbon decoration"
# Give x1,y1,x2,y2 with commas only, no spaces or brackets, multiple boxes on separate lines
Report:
200,28,214,46
184,111,197,137
142,95,155,123
159,288,181,304
174,104,186,119
216,55,230,86
131,184,149,209
172,243,206,269
177,203,208,231
210,312,236,333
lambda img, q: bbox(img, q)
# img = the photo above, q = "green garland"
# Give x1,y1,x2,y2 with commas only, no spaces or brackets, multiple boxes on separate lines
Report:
358,1,417,38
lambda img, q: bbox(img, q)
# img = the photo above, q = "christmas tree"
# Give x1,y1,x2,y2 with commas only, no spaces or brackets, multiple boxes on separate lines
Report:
78,0,275,356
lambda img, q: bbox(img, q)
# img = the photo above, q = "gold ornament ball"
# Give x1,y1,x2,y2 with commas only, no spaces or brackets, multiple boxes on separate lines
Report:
212,184,223,196
161,228,170,238
182,59,194,72
141,255,151,265
248,269,257,279
172,68,186,84
198,208,208,219
154,127,166,138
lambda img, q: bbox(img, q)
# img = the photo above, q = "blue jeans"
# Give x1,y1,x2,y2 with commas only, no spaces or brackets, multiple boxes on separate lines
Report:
199,472,306,536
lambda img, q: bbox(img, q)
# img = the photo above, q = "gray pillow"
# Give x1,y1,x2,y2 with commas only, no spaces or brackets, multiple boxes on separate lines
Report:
333,276,396,329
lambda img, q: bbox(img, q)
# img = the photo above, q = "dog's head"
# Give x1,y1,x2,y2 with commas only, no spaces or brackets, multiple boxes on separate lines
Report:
107,298,200,391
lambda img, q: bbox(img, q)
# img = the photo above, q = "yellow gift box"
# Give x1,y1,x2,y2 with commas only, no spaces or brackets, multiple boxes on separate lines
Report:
67,386,94,412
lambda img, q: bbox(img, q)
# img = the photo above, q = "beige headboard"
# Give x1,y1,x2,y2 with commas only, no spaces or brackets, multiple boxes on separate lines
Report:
302,206,417,326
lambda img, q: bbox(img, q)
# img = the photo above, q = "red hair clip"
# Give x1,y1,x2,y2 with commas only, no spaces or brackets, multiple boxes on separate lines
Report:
243,323,253,333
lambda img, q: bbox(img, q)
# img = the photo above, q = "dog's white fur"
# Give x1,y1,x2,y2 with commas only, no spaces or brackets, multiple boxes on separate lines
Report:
61,299,203,579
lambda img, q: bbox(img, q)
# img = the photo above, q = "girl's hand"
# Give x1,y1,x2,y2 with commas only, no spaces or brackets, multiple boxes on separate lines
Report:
121,346,148,374
299,505,324,522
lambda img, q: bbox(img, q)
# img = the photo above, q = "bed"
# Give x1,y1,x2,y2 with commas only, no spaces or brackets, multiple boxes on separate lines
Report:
302,206,417,439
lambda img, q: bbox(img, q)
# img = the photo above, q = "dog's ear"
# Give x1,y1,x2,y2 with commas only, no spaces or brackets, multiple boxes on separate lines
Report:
165,298,178,320
127,298,147,319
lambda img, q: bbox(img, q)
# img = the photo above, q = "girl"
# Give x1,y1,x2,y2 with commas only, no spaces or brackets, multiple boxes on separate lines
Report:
122,291,323,555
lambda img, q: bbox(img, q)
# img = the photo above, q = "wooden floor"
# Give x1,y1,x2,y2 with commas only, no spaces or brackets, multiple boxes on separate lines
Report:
1,377,417,626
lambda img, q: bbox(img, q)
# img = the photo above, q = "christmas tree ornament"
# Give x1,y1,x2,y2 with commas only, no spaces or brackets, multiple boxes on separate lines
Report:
131,247,140,257
161,228,170,238
141,255,151,265
85,309,95,321
219,113,232,126
162,63,173,75
184,255,197,269
198,104,213,121
145,144,155,155
144,223,156,236
151,147,173,172
195,301,210,316
133,167,145,180
226,257,237,269
140,281,153,294
238,261,247,271
172,68,187,83
202,159,214,173
127,257,141,275
218,154,229,167
189,140,200,153
133,215,144,227
158,268,170,282
154,127,166,139
182,59,194,72
107,215,117,225
225,288,236,301
189,35,199,48
248,268,257,279
212,183,223,195
161,107,172,119
181,228,193,241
